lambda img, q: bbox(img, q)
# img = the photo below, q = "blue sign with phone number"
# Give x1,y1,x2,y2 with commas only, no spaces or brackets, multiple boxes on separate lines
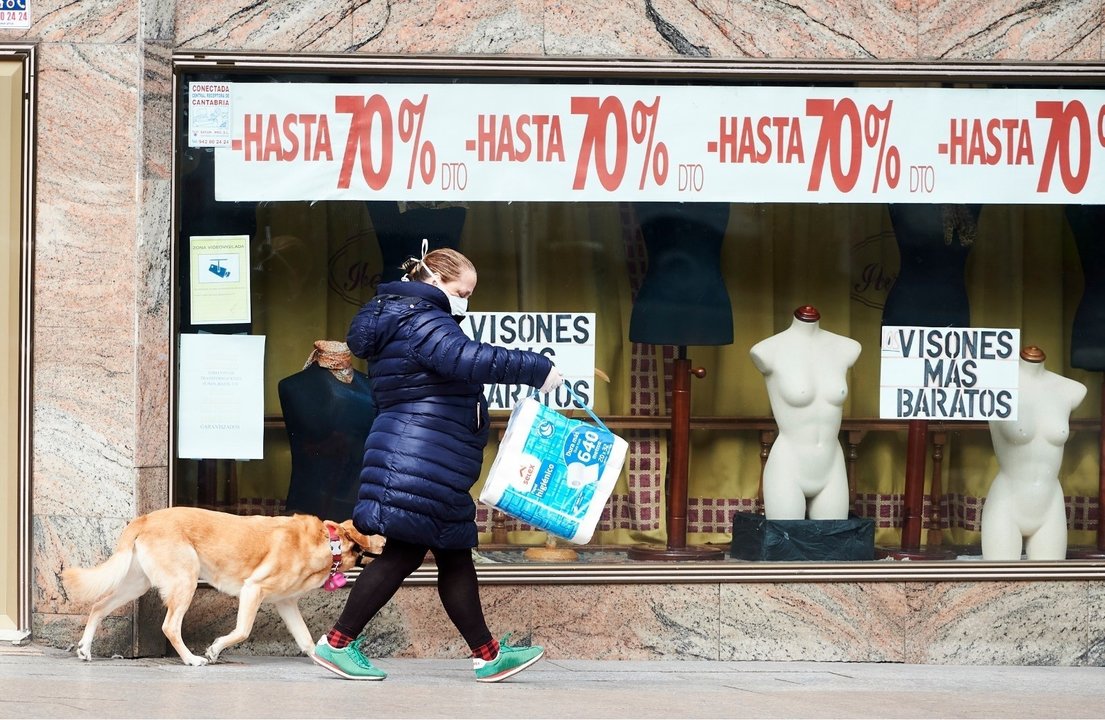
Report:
3,0,27,10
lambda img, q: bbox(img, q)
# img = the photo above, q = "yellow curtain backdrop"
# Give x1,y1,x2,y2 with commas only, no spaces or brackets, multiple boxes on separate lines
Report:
240,201,380,502
945,205,1099,548
686,203,894,546
460,202,636,545
680,199,1096,547
232,200,1099,551
678,202,1099,548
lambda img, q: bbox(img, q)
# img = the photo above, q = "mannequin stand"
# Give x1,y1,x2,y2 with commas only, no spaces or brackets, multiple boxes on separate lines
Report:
524,535,580,562
880,420,956,560
628,349,725,561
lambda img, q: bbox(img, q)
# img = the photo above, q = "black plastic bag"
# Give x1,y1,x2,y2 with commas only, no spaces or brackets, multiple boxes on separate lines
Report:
729,512,875,561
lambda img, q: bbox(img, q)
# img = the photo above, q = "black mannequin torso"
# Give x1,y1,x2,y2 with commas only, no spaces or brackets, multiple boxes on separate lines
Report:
883,204,981,328
629,202,734,346
279,363,376,521
1066,205,1105,371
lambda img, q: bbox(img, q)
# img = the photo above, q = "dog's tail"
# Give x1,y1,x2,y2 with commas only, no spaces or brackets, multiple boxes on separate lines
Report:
61,521,142,604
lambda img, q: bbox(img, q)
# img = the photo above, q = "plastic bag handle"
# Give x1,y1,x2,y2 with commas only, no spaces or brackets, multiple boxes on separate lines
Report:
562,383,611,434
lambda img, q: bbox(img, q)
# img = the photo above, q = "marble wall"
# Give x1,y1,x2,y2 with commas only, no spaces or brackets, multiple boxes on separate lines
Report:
144,578,1105,665
4,0,1104,662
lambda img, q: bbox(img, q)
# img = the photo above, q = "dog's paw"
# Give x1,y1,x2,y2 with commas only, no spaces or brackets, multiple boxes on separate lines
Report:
183,655,209,667
203,646,221,664
76,643,92,661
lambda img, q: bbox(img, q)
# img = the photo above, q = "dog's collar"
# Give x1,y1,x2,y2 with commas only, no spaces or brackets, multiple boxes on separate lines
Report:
322,526,347,591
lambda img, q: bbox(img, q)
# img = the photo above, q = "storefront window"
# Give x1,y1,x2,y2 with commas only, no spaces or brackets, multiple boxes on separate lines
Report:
172,57,1105,568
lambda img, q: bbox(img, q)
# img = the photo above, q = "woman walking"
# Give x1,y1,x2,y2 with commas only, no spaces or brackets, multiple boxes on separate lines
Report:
312,243,563,683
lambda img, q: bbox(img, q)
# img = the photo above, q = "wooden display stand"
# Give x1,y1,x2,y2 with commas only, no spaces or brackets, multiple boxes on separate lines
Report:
628,350,725,561
880,420,956,560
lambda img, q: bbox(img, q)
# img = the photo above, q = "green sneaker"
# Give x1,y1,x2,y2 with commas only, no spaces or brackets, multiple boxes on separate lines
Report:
311,637,387,681
473,634,545,683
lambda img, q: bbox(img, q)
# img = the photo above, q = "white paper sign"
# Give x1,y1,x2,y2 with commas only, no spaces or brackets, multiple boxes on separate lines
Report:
0,0,30,30
177,333,266,459
461,312,595,410
880,326,1019,421
188,82,233,148
188,235,252,325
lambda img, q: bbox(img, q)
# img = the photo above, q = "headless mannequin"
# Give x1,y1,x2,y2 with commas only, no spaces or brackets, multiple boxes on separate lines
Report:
279,341,376,522
981,346,1086,561
750,306,861,520
629,202,733,345
366,201,466,283
1065,205,1105,371
883,204,981,328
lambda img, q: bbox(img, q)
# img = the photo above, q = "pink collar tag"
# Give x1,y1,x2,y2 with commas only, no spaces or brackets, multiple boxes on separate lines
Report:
323,526,347,591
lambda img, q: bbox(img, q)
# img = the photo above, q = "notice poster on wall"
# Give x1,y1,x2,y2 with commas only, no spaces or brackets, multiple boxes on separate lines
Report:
880,326,1020,421
461,312,595,410
189,235,251,325
177,333,265,459
187,81,233,148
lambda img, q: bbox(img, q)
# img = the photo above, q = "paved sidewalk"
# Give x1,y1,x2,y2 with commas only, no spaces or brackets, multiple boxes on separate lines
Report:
2,643,1104,719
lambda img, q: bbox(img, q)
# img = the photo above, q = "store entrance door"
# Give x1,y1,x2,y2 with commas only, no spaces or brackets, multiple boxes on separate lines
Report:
0,55,28,641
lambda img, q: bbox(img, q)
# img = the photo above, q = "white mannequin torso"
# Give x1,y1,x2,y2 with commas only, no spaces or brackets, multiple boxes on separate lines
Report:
750,312,862,520
981,353,1086,560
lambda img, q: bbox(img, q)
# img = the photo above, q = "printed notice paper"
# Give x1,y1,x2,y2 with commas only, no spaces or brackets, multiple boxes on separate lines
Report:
189,235,251,325
177,333,265,459
188,82,233,148
0,0,30,30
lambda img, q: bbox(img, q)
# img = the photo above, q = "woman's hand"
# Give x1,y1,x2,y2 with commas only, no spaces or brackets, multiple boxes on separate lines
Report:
540,366,564,393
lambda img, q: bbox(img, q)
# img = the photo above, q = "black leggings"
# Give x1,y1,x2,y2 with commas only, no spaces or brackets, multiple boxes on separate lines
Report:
332,537,493,651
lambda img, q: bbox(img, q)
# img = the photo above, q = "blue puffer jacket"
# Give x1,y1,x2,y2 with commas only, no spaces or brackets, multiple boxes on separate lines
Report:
346,280,554,549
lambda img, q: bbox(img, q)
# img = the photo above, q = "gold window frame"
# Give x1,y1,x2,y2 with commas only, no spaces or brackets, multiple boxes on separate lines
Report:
0,44,35,638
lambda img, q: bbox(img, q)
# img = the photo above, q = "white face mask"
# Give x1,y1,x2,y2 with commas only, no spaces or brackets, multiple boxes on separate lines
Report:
446,293,468,318
425,267,469,318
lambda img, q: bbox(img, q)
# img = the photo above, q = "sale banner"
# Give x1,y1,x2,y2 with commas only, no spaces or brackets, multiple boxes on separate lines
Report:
203,83,1105,204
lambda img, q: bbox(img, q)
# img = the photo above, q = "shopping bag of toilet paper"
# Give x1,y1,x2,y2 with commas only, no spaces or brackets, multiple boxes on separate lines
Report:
480,387,627,544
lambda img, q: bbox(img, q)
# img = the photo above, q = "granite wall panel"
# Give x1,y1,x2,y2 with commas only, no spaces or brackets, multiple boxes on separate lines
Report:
7,0,1105,663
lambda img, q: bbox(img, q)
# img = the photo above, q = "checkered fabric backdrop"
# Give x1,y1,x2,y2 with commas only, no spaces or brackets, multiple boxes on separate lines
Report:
229,493,1099,535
